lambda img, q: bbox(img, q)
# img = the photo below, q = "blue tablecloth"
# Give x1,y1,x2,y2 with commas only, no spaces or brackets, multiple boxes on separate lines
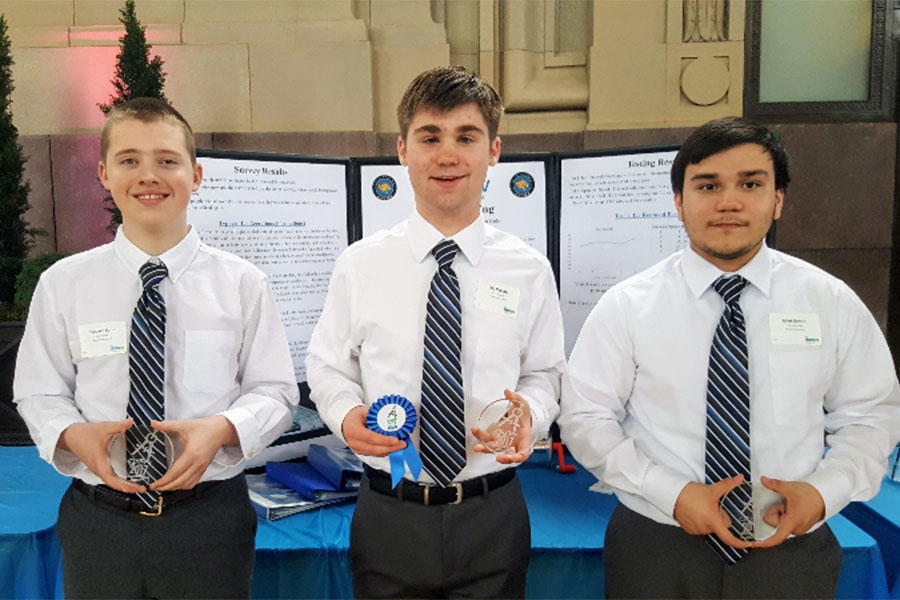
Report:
0,446,67,599
251,455,619,599
0,445,891,599
843,478,900,599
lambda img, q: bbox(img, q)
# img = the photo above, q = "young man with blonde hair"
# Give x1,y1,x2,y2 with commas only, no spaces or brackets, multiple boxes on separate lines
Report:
15,97,298,598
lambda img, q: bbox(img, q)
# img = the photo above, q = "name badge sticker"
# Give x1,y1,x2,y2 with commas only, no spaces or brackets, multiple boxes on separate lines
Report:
474,279,520,319
769,313,822,346
78,321,128,358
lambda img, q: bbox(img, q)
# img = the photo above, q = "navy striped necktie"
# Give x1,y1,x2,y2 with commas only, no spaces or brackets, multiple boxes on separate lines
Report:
420,240,467,487
705,274,752,564
126,258,168,509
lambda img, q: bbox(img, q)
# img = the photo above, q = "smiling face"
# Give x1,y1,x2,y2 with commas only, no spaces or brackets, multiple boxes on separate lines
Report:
398,102,501,236
98,117,202,254
675,143,784,271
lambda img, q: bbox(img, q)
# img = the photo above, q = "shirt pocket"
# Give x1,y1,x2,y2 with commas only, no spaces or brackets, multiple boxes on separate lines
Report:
183,330,237,393
471,336,521,402
767,349,830,427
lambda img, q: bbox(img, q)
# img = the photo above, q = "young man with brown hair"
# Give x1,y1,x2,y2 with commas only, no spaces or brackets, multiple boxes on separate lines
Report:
560,117,900,598
307,66,565,598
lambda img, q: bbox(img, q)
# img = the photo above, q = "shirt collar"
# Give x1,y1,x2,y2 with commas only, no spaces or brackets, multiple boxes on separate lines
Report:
407,209,485,266
682,243,773,299
113,225,201,284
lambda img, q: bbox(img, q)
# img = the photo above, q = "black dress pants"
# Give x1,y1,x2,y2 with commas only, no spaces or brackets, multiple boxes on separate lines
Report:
604,503,842,599
56,474,257,599
350,473,531,599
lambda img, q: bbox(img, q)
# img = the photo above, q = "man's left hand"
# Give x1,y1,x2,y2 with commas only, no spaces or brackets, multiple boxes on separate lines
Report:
148,416,239,491
752,476,825,549
472,389,532,464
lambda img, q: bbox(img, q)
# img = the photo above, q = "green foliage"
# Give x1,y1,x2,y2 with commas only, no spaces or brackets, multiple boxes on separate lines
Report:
98,0,167,113
0,14,38,304
98,0,168,231
0,300,27,322
14,252,67,311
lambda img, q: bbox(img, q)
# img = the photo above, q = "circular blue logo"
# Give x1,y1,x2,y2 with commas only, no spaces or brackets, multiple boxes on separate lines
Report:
509,172,535,198
372,175,397,200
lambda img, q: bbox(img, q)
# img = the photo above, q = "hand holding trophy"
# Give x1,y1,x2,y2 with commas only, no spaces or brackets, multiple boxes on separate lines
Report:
107,423,176,485
472,388,533,464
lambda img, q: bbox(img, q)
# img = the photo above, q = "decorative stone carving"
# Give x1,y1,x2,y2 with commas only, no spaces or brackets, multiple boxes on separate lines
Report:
683,0,728,42
680,55,730,105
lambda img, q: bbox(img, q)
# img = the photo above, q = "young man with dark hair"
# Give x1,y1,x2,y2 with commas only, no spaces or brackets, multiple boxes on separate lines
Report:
14,97,298,598
559,116,900,598
307,66,565,598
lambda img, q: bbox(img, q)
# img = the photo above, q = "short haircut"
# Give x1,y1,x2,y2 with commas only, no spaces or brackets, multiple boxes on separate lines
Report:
100,97,196,164
671,117,790,194
397,66,504,141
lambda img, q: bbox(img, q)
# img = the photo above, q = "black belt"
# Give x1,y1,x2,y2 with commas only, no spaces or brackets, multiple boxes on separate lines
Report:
365,465,515,505
73,476,227,516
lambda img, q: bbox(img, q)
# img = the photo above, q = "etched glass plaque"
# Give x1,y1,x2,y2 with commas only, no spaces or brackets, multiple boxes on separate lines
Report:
720,481,787,541
476,397,529,454
108,425,175,483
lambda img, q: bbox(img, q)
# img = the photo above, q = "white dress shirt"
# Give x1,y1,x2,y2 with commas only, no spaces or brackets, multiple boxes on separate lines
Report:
14,226,299,483
306,209,565,482
559,244,900,527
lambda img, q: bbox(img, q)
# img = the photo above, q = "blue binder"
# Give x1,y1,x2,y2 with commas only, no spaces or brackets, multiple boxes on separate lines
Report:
265,461,358,502
307,444,363,489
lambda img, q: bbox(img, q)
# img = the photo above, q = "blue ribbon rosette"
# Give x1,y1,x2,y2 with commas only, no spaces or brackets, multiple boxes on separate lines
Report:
366,395,423,488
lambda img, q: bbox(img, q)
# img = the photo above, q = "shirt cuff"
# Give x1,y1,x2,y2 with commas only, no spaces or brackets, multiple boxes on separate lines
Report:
642,464,693,519
515,391,546,445
51,447,83,476
46,415,84,475
219,406,259,461
211,445,244,468
802,468,853,521
322,395,367,445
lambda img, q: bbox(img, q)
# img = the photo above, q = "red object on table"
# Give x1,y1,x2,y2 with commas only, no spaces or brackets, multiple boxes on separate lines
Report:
553,442,575,473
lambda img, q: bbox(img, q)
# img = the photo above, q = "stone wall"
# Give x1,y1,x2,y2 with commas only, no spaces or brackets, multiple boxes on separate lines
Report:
3,0,895,332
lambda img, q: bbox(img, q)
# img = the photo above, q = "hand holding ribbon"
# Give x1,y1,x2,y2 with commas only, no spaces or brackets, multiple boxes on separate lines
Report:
366,395,424,488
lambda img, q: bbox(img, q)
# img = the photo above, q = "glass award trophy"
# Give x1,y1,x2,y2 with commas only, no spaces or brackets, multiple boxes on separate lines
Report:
108,425,175,484
476,397,529,454
753,484,787,541
721,481,787,541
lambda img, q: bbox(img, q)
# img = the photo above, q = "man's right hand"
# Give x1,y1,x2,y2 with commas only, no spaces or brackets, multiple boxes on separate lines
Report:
673,475,752,550
341,405,407,457
58,418,146,494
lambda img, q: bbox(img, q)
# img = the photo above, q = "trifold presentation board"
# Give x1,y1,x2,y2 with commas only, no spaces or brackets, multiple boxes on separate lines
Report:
188,146,697,458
